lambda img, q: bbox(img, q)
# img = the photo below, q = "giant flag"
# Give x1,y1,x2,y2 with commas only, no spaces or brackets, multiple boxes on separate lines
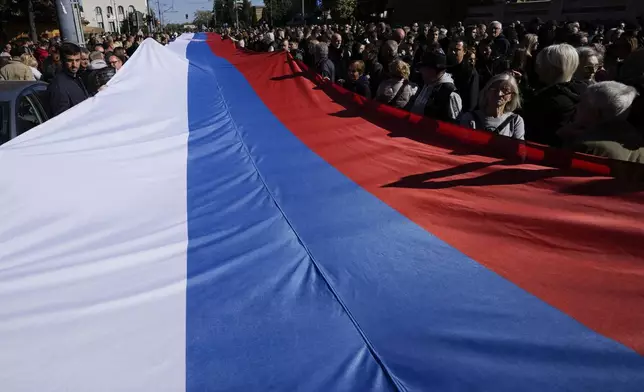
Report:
1,33,643,391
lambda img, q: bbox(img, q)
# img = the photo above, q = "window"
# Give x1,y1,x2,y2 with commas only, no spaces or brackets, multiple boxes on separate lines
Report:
16,95,44,137
118,6,125,17
95,6,105,29
0,101,10,145
109,21,116,32
128,5,136,15
106,6,113,17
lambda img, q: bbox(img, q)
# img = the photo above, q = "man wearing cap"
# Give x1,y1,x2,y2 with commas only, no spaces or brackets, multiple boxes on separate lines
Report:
407,49,462,122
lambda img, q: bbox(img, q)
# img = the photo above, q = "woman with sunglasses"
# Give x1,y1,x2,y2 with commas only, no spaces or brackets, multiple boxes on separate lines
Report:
575,47,600,85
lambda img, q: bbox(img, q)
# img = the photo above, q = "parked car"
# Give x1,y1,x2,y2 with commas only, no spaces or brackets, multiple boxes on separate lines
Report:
0,81,49,146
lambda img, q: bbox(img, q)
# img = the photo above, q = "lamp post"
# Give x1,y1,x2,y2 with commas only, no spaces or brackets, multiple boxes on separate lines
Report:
235,0,239,28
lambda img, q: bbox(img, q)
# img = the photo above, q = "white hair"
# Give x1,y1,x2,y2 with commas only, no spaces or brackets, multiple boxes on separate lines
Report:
536,44,580,85
581,81,639,123
577,47,598,65
479,72,522,113
314,42,329,63
490,21,502,29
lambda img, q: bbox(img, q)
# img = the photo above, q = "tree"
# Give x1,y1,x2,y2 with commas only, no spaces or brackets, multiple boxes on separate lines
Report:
0,0,56,41
212,0,235,26
27,0,37,42
241,0,252,26
193,10,212,28
263,0,293,25
323,0,356,20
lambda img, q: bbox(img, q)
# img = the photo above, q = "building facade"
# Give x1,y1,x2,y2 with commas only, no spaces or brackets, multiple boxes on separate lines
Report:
465,0,644,24
80,0,149,33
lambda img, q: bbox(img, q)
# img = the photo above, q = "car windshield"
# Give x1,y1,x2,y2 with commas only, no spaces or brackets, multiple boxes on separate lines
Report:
0,101,9,146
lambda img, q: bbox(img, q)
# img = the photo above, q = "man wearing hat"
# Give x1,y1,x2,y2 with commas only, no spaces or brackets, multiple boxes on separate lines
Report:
407,49,462,122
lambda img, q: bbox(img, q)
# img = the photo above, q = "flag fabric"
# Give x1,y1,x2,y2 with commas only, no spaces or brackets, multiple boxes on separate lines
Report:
1,33,643,391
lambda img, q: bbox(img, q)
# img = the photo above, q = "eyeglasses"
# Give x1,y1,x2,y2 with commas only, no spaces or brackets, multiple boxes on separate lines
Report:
491,87,514,95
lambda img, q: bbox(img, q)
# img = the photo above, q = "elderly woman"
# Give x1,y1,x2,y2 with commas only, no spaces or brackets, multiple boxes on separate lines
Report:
560,81,642,163
523,44,587,147
315,42,335,83
375,59,418,109
459,73,525,140
574,47,600,85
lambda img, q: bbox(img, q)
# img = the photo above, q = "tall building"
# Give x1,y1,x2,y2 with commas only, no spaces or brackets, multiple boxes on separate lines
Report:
80,0,149,33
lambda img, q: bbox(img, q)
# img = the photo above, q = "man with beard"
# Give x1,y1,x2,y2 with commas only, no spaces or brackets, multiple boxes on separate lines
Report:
329,33,347,82
448,39,479,112
47,43,89,117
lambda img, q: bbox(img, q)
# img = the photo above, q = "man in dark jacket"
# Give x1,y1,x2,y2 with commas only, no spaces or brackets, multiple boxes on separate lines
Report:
41,44,62,82
47,42,89,117
329,33,347,82
407,49,463,122
490,21,511,58
524,80,587,146
448,40,479,112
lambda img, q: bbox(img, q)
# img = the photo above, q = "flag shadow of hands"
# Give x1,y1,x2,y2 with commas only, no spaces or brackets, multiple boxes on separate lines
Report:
270,72,305,81
384,160,568,190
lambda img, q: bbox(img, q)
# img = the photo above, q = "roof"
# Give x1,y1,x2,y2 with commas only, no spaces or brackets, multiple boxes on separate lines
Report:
0,81,47,100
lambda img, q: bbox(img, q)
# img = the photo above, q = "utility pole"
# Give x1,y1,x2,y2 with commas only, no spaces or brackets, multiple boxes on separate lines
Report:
157,0,162,30
55,0,83,44
234,0,239,28
27,0,37,43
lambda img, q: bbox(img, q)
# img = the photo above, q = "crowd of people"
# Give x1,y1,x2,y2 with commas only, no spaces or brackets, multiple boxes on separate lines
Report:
1,20,643,165
0,32,175,116
227,19,644,164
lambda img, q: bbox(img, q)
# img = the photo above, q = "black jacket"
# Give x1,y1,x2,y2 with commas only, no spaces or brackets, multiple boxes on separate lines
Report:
344,76,372,99
41,57,62,83
47,69,90,117
523,80,588,147
448,62,479,112
329,45,346,81
492,35,511,57
476,56,508,90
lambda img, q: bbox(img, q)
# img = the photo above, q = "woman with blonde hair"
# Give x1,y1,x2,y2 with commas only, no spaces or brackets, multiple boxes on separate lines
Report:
459,72,525,140
20,53,41,80
375,59,418,109
519,33,538,57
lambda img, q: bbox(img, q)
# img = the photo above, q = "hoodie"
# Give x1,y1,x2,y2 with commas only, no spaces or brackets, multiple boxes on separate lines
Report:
524,80,588,147
89,59,108,70
408,72,463,121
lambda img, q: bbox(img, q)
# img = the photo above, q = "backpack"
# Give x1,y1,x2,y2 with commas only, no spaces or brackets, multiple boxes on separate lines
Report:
387,80,409,106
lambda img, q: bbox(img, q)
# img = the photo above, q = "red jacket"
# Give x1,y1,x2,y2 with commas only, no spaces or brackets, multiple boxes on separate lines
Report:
34,47,49,66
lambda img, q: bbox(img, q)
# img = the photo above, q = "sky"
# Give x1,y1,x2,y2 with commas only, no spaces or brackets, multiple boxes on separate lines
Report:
166,0,263,23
